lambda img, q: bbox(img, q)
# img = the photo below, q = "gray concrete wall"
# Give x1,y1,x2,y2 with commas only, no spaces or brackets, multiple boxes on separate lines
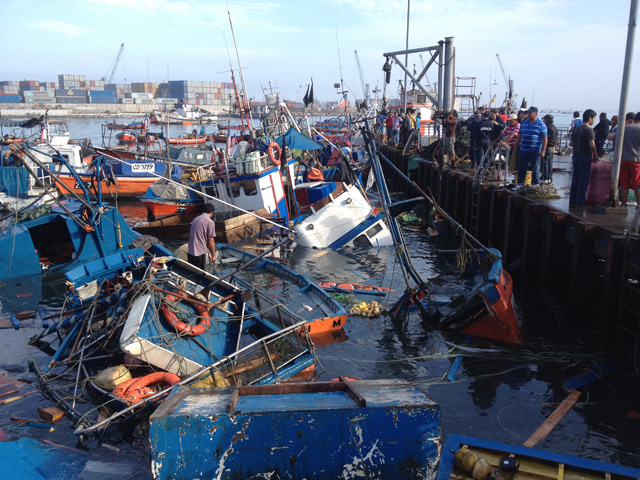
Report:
0,103,228,117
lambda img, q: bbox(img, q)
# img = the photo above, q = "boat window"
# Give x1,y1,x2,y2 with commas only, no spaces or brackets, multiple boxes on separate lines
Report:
352,233,372,248
365,222,383,238
242,180,257,196
203,185,218,198
28,218,76,266
53,154,70,164
230,182,240,197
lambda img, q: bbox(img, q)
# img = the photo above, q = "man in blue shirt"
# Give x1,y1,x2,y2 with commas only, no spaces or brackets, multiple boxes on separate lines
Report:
513,106,548,186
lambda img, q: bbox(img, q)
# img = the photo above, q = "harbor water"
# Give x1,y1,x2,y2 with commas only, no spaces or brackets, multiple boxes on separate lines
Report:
0,116,638,477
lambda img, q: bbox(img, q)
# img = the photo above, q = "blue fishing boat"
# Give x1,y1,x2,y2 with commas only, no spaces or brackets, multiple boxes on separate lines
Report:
0,199,140,280
149,378,441,480
32,248,316,437
217,244,348,335
437,434,640,480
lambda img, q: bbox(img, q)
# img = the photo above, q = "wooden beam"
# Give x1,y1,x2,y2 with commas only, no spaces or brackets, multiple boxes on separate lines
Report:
523,390,581,448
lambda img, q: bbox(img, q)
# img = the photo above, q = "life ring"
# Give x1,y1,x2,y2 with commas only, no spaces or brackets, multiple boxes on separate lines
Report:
161,293,211,336
268,142,282,166
113,372,180,402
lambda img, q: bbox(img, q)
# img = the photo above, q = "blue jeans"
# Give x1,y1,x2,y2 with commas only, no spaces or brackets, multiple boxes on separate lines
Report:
569,154,593,206
517,149,541,185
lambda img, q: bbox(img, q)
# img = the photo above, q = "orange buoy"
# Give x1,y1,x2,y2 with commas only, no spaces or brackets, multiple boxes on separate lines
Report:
161,293,211,336
113,372,180,402
267,142,282,166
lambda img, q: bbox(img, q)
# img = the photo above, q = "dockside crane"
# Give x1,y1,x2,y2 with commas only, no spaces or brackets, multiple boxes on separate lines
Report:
354,50,370,108
495,53,515,111
102,43,125,83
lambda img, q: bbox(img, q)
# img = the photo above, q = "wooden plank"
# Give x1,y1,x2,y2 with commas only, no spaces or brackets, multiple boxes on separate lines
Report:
523,390,581,448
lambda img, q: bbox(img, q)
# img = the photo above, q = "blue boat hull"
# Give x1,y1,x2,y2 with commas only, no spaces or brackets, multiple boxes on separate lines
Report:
149,380,441,480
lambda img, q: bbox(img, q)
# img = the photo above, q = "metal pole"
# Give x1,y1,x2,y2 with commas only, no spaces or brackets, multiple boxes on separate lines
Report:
403,0,410,112
442,37,455,113
608,0,638,207
437,41,444,108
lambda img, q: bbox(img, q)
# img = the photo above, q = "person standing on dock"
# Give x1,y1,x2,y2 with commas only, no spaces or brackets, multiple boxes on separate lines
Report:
468,111,482,169
443,110,458,168
542,114,558,184
618,112,640,208
569,109,598,208
593,113,611,157
477,111,494,169
188,203,216,270
513,106,547,187
496,113,520,168
385,113,394,144
392,113,402,145
569,111,582,140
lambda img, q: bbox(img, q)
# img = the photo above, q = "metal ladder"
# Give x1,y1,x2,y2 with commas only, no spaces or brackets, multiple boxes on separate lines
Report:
469,144,501,236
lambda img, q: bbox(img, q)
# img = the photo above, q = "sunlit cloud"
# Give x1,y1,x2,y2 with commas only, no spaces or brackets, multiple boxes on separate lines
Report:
26,20,90,38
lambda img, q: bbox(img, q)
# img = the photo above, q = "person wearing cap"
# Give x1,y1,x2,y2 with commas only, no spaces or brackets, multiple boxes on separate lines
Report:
542,114,558,184
188,203,216,270
513,106,548,187
495,113,520,169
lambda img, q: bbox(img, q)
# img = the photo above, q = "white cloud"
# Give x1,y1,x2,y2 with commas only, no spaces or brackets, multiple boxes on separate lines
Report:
26,20,90,37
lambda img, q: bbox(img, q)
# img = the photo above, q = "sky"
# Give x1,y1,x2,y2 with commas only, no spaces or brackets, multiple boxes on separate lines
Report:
1,0,639,112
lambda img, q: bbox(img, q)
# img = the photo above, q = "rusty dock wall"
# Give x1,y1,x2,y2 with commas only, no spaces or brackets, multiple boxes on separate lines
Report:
379,145,640,368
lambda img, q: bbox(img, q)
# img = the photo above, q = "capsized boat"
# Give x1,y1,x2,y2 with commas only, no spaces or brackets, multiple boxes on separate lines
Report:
437,435,640,480
217,244,348,335
31,250,316,437
149,379,441,480
362,119,521,344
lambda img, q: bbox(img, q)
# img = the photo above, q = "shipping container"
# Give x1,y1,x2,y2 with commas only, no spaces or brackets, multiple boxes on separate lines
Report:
0,95,22,103
56,96,88,103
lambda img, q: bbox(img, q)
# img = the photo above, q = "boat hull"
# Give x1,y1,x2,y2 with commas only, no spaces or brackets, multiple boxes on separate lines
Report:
150,380,441,480
57,174,158,198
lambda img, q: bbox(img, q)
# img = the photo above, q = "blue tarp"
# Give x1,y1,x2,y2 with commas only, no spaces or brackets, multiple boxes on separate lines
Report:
0,166,29,197
273,128,323,151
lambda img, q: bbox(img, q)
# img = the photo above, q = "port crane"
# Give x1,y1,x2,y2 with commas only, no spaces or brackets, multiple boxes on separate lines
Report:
495,53,516,111
354,50,370,108
102,43,125,83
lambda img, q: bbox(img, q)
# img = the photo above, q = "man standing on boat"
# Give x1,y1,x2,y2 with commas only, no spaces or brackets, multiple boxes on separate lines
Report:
188,203,216,270
232,134,252,159
513,106,547,187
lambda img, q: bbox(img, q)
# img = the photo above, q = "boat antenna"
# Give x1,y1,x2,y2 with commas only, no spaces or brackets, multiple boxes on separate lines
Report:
227,6,255,130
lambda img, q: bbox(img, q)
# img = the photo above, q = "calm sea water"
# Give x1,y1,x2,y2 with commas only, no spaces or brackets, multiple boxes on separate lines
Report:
0,116,638,478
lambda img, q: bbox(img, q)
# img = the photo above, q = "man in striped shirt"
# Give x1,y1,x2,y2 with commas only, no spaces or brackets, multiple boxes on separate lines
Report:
513,106,548,186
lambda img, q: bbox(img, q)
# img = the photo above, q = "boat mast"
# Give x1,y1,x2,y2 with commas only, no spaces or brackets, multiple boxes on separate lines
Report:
227,8,254,133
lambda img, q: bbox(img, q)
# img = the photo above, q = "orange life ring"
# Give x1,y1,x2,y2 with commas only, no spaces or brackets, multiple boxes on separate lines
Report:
113,372,180,402
161,293,211,336
267,142,282,166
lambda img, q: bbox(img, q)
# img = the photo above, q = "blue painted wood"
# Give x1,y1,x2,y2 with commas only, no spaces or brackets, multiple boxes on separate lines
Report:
150,380,441,480
436,434,640,480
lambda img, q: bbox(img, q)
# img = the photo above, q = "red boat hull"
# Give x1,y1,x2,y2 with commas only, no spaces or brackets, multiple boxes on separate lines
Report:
139,198,203,220
167,137,208,145
56,174,158,198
